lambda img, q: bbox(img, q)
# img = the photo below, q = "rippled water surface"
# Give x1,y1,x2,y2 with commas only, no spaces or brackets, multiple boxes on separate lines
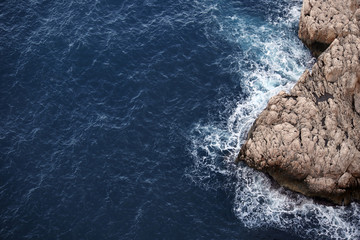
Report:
1,0,359,239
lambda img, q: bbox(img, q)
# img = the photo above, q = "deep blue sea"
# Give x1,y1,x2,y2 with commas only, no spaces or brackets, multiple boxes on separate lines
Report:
1,0,360,239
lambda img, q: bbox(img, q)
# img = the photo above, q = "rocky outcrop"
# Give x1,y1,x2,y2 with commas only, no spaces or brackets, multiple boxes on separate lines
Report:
298,0,360,56
237,1,360,205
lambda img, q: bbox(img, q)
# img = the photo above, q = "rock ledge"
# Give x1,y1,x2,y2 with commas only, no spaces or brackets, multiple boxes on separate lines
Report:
299,0,360,56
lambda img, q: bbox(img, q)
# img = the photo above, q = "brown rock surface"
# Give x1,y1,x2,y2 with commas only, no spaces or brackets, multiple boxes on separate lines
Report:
298,0,360,56
237,34,360,204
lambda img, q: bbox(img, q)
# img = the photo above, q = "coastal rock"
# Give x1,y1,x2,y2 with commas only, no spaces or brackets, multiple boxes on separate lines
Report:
237,34,360,204
298,0,360,56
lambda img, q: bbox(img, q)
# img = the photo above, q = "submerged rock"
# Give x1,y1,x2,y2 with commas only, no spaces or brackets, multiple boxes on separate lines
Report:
237,1,360,204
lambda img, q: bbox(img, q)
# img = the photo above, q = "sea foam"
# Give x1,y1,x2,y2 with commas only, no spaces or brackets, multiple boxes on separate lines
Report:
188,1,360,239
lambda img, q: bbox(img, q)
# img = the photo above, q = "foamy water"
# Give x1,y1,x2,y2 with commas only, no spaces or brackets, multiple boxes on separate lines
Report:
188,1,360,239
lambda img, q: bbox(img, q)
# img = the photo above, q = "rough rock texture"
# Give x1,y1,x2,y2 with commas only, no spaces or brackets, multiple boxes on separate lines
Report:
237,34,360,205
298,0,360,56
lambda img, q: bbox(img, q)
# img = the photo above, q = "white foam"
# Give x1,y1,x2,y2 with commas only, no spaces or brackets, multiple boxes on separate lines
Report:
188,1,360,239
234,164,360,239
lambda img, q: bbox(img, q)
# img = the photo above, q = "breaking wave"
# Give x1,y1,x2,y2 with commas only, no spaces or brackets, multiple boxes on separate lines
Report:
188,0,360,239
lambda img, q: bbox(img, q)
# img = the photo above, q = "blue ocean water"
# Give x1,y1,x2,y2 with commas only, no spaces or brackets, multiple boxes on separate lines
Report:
1,0,359,239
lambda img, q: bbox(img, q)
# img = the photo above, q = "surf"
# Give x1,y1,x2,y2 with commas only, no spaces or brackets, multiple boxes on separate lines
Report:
188,0,360,239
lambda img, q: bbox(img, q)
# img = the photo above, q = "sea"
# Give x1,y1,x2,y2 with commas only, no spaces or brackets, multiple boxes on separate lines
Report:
1,0,360,239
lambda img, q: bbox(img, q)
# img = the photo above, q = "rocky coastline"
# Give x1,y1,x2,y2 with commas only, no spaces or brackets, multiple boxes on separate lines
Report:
237,0,360,205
